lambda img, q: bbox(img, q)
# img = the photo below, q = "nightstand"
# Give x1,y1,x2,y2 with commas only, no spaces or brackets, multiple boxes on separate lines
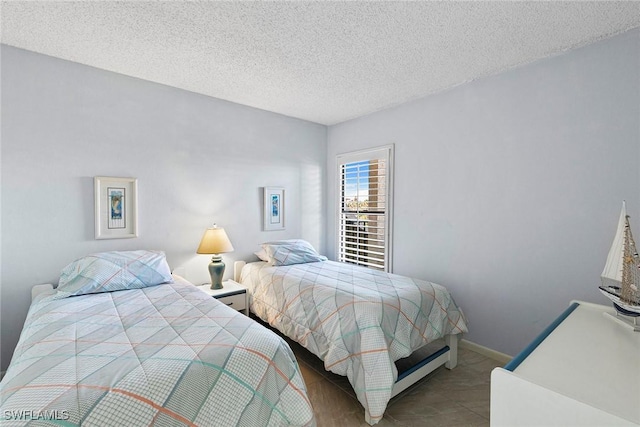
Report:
197,280,248,315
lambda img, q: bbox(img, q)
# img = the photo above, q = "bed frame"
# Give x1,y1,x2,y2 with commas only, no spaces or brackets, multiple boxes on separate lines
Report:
31,283,55,301
233,260,458,399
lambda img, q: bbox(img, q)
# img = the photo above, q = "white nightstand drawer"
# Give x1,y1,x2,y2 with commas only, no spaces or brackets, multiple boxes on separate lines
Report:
216,292,246,312
197,280,249,315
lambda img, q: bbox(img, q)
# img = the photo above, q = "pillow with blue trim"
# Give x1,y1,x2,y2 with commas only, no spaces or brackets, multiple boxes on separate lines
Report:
262,239,327,266
56,250,173,297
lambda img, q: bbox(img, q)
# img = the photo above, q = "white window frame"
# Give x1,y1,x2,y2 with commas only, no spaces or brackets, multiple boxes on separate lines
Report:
336,144,394,272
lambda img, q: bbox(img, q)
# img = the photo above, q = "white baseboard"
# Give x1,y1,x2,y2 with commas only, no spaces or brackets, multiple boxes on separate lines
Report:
460,339,512,365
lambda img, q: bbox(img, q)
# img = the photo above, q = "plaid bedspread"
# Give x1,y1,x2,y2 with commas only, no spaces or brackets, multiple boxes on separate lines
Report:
240,261,468,425
0,276,315,426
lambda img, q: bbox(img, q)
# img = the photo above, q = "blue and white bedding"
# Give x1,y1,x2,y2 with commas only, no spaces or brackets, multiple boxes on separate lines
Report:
0,275,315,426
240,260,468,425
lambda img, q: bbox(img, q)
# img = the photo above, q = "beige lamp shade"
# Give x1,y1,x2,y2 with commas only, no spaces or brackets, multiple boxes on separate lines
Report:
196,225,234,255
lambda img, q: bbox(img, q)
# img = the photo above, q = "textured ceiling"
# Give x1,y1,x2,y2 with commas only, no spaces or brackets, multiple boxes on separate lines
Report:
2,1,640,125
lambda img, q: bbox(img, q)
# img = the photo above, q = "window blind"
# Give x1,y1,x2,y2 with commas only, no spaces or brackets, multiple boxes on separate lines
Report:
338,155,389,271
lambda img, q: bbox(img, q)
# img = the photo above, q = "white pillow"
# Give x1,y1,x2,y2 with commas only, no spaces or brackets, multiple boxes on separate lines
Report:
56,250,173,297
261,239,327,266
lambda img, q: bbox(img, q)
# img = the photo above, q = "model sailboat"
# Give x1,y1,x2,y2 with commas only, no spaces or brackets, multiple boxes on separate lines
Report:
599,201,640,331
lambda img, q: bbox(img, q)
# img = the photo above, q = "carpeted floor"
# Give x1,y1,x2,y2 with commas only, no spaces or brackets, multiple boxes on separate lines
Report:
284,335,502,427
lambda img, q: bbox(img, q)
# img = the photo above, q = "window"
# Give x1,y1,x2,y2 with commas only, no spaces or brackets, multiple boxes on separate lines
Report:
337,145,393,272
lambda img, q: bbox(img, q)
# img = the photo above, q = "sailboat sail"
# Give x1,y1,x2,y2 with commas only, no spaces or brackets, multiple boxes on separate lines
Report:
601,202,627,289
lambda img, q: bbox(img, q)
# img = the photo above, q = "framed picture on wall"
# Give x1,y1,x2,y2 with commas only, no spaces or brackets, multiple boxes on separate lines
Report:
94,176,138,239
263,187,285,231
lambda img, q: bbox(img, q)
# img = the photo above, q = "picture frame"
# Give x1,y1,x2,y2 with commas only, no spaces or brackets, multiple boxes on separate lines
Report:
94,176,138,239
263,187,285,231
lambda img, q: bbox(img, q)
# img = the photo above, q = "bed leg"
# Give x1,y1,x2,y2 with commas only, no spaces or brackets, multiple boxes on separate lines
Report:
444,334,458,369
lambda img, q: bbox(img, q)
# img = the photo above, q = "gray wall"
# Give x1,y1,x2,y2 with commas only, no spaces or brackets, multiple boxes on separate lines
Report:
2,28,639,370
327,29,640,357
0,45,327,370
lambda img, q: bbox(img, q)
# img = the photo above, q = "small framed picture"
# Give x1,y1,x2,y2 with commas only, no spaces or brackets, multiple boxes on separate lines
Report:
94,176,138,239
263,187,285,231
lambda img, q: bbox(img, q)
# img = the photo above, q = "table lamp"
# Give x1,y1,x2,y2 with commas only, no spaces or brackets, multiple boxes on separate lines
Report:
196,224,234,289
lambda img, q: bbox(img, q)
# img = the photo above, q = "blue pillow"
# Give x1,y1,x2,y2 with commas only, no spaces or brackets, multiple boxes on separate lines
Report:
262,240,327,266
56,250,173,297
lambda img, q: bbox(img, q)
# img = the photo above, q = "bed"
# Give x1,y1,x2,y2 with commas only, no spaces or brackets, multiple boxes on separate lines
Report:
235,240,469,425
0,250,315,427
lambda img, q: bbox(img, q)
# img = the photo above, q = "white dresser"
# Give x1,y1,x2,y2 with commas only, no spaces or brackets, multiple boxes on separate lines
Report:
491,301,640,426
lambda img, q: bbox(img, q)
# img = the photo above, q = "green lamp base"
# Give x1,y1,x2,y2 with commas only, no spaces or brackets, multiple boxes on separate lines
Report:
208,255,225,290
